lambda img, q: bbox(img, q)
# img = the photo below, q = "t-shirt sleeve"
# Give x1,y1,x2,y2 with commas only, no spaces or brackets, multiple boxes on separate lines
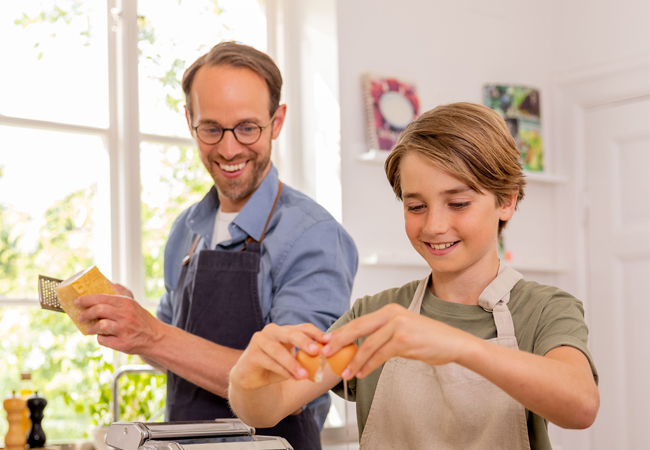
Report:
533,294,599,384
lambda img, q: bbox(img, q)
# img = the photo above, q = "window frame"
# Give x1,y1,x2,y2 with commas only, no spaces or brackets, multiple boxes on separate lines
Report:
0,0,341,309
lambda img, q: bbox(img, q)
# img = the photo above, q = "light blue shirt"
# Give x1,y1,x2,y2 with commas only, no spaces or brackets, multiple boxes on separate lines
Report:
157,164,358,428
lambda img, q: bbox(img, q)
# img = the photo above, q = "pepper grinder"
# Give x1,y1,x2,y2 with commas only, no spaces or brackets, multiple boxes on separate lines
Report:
4,391,27,450
26,392,47,449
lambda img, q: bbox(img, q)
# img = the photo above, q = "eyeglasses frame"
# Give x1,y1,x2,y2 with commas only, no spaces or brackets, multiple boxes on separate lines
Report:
192,110,278,146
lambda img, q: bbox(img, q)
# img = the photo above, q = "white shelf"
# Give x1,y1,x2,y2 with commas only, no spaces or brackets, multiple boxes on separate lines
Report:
360,253,567,274
357,151,568,185
357,149,390,164
360,253,427,268
523,171,568,185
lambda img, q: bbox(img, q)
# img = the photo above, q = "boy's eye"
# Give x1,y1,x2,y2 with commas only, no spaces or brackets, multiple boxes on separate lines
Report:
449,202,471,209
407,205,425,212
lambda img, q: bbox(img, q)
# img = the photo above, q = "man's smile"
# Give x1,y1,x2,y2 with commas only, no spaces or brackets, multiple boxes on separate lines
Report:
219,161,247,173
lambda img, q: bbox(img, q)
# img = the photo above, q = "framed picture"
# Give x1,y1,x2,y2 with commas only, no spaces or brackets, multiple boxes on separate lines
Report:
362,73,420,151
483,84,544,172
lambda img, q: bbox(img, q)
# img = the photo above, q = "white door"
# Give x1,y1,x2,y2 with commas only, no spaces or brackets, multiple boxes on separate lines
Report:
585,97,650,449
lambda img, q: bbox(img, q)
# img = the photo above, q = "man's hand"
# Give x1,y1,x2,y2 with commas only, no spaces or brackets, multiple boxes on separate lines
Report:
321,303,475,379
110,282,134,299
75,292,164,355
230,323,326,391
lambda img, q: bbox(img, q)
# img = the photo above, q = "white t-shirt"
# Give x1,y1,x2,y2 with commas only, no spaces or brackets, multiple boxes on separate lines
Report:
211,206,238,249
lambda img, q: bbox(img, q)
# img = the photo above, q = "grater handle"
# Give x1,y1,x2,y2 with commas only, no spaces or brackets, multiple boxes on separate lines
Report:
38,275,66,313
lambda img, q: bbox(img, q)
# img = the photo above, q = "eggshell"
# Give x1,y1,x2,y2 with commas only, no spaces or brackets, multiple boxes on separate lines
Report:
296,343,324,381
326,343,358,376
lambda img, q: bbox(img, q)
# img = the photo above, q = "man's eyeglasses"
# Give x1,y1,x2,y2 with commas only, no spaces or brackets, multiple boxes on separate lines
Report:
192,111,277,145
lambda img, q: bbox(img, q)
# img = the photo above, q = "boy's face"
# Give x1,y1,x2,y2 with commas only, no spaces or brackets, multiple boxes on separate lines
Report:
400,152,516,278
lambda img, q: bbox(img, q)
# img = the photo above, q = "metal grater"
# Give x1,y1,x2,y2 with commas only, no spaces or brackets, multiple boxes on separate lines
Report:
38,275,65,313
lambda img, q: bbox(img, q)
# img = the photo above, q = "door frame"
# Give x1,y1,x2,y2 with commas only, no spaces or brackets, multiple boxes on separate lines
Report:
551,54,650,450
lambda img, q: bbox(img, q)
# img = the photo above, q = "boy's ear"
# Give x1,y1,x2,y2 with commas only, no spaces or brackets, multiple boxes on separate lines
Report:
499,192,518,221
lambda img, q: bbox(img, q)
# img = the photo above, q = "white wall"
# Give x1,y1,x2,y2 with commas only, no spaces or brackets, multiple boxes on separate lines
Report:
337,0,557,301
550,0,650,73
335,0,650,448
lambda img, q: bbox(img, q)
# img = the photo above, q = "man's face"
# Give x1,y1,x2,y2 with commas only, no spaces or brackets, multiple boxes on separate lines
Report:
187,65,286,212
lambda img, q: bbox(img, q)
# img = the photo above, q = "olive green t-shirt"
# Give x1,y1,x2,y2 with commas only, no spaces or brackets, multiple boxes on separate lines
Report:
329,278,598,450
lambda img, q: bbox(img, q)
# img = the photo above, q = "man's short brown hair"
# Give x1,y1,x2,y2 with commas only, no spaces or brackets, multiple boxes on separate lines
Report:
182,41,283,121
385,102,526,235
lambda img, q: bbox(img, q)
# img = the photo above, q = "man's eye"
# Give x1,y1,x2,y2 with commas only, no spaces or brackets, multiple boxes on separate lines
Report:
201,125,222,134
237,123,258,134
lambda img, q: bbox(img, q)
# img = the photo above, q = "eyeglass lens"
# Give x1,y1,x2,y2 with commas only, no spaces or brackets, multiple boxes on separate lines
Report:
197,123,261,145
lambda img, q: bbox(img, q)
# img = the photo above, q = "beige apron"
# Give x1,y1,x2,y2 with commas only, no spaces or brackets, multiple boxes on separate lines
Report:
359,264,531,450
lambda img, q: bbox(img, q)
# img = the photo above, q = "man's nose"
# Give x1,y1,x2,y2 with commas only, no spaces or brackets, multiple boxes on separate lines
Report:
217,130,243,160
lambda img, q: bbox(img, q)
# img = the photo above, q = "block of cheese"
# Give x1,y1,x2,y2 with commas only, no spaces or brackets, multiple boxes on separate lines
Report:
54,266,114,335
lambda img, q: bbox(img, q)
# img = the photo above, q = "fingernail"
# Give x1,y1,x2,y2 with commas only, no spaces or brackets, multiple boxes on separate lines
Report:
74,299,80,306
309,344,319,353
298,368,308,378
341,369,350,379
321,345,331,356
322,333,332,341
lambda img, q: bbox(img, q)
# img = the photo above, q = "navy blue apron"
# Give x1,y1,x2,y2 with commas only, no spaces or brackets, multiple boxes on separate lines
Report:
166,182,322,450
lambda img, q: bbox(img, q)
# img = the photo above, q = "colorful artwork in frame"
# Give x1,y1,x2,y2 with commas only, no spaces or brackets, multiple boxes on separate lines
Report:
483,84,544,172
362,73,420,151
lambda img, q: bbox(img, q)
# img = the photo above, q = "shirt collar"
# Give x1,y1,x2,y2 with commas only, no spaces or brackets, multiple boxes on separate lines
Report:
232,164,280,242
185,164,280,244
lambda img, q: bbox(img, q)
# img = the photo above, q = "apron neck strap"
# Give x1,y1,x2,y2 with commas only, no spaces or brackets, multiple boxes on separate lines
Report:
183,181,284,263
478,263,523,339
182,234,202,266
477,263,523,312
245,181,283,245
408,262,523,339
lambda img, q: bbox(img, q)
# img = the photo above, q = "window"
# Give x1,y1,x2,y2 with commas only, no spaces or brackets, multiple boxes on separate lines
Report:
0,0,267,442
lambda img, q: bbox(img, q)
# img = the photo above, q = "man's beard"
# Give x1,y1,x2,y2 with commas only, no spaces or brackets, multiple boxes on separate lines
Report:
208,135,272,202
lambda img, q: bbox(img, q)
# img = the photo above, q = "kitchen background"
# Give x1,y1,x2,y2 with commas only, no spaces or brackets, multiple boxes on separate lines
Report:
0,0,648,449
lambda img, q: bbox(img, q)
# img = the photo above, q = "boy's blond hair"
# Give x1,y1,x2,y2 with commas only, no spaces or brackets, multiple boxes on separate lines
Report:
385,102,526,235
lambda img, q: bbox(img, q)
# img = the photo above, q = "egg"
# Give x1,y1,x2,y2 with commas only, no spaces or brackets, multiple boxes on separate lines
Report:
326,343,358,376
295,342,359,381
296,343,325,381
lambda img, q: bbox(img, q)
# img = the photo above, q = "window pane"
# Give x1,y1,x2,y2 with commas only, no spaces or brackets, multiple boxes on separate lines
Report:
140,142,212,301
0,306,106,442
0,1,109,128
0,306,166,445
0,126,111,299
137,0,267,137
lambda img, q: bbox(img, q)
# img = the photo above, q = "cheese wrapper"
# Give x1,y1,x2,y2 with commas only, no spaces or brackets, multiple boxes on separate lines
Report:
54,266,114,335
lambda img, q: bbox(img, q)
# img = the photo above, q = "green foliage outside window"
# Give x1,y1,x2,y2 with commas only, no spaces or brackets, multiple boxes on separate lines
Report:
1,0,216,443
0,305,167,442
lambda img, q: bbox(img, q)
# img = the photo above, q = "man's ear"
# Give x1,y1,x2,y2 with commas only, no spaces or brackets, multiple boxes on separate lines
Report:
499,191,518,222
184,105,193,135
271,104,287,140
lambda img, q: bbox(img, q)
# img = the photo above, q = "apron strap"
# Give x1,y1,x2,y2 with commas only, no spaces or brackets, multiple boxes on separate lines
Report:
408,274,431,314
182,181,285,265
409,264,523,339
478,263,523,339
182,234,202,266
478,264,523,311
244,181,284,246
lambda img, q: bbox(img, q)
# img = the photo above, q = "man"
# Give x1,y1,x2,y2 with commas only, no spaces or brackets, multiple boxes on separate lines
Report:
76,42,358,449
